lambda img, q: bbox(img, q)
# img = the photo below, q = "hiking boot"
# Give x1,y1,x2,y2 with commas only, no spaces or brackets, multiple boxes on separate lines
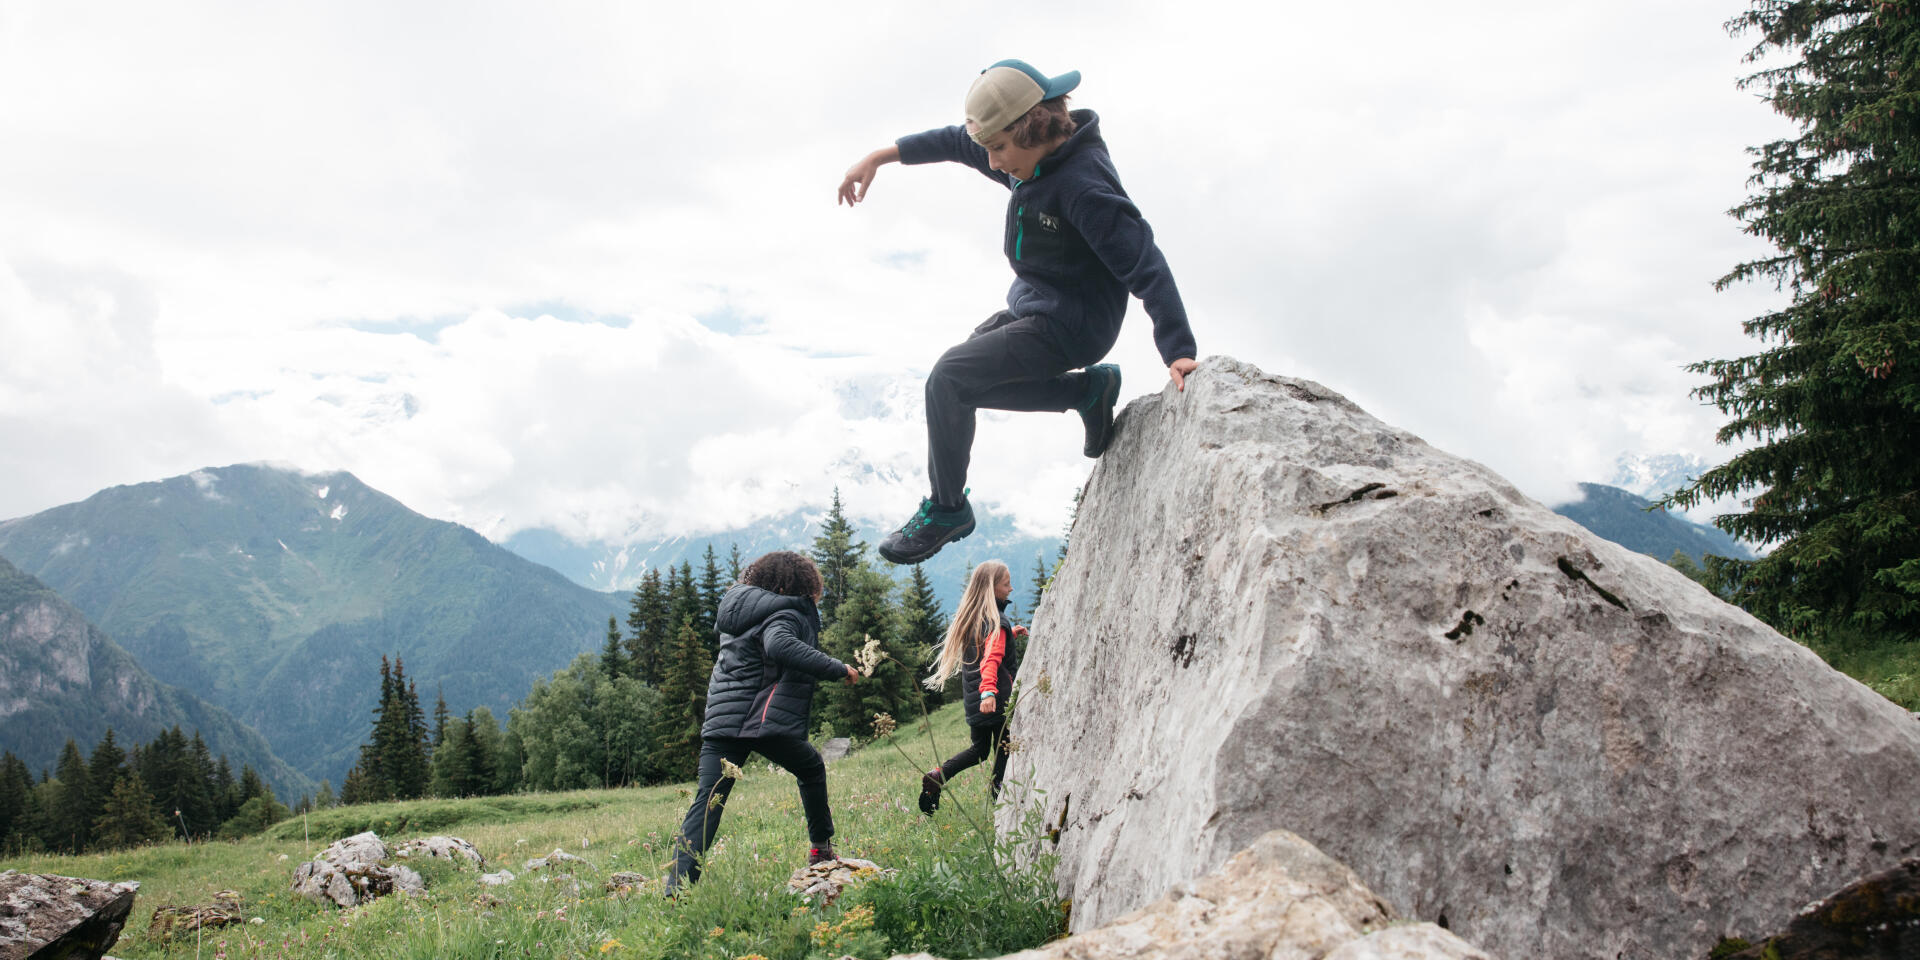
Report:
918,769,945,816
877,496,975,565
1078,364,1122,457
807,843,836,866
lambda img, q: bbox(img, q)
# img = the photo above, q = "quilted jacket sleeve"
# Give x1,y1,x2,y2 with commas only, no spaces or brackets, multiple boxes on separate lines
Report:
763,615,848,680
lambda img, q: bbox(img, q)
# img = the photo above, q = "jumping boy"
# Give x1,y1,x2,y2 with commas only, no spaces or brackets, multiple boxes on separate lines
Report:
838,58,1198,565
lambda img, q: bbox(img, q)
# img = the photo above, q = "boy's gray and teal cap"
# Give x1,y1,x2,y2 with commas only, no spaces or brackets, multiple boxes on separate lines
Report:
965,58,1080,145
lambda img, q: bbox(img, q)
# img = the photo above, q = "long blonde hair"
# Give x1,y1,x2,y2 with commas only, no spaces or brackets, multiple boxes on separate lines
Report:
926,560,1008,690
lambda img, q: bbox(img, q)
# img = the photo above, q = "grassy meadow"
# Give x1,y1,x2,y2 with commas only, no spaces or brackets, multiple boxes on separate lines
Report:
0,702,1064,960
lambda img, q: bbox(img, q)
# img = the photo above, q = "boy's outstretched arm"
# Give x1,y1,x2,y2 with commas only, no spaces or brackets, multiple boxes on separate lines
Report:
838,145,901,206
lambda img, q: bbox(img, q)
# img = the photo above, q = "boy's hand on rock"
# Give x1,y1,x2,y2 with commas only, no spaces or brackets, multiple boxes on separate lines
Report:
1169,357,1198,391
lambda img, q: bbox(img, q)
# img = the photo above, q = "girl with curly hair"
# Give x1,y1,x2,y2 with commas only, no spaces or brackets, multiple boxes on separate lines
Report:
665,550,860,893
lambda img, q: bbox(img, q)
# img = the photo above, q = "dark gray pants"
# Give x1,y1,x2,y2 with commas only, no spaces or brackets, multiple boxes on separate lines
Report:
668,736,832,888
925,312,1106,507
940,720,1010,799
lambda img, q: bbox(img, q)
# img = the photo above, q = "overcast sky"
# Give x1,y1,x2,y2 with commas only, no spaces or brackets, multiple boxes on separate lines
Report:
0,0,1794,543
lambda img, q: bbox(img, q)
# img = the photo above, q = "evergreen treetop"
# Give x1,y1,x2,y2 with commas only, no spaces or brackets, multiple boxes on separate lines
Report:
626,567,670,685
601,615,626,679
812,487,869,627
1669,0,1920,641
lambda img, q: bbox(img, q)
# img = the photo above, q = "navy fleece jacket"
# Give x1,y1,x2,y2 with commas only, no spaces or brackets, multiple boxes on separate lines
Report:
895,109,1197,366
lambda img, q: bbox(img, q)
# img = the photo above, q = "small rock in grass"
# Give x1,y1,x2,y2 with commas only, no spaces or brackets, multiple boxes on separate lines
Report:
785,857,894,906
478,870,514,887
397,836,485,868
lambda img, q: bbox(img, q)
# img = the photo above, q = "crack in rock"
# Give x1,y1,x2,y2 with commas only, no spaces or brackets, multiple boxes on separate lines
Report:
1556,557,1628,610
1315,483,1394,514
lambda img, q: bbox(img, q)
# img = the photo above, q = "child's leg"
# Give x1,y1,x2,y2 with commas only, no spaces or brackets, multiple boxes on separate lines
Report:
667,738,750,888
925,314,1087,507
752,737,835,848
987,724,1012,799
938,722,1000,782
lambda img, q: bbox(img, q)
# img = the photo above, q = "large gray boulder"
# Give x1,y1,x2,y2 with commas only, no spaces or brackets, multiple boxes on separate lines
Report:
998,356,1920,960
0,871,138,960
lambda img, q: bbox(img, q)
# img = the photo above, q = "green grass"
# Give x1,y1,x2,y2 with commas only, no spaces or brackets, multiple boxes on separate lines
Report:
1811,634,1920,712
0,702,1063,960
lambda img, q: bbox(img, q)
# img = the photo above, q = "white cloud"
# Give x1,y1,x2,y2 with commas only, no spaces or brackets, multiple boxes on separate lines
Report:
0,0,1800,545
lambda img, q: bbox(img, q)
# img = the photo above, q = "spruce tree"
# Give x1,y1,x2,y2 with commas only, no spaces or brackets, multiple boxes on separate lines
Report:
358,655,396,802
601,616,626,679
431,716,474,797
92,772,167,850
339,763,376,806
0,751,30,848
468,707,508,794
811,487,869,627
698,545,726,639
652,620,712,782
432,689,450,752
899,562,950,707
820,567,921,738
212,755,237,823
314,779,335,809
670,561,706,653
184,733,218,835
464,710,498,794
1668,1,1920,642
626,568,670,685
50,741,91,852
726,543,744,582
394,670,431,799
84,730,126,842
237,765,267,804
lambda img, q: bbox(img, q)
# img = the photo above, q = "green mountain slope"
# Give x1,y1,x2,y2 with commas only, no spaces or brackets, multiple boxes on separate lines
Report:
0,464,625,785
0,555,312,799
1552,482,1754,566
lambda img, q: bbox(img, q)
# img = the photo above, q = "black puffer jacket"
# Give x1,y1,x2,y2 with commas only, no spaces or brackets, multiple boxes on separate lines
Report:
702,584,847,740
960,597,1023,729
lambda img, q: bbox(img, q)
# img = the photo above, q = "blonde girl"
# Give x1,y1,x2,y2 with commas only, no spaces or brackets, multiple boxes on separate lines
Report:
918,560,1027,814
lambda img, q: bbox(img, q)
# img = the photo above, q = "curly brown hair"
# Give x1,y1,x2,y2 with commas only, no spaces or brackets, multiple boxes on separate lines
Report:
739,550,824,599
1005,95,1076,149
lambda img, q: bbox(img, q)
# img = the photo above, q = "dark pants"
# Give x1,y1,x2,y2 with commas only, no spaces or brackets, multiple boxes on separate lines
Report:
940,721,1011,798
668,736,832,888
925,312,1106,507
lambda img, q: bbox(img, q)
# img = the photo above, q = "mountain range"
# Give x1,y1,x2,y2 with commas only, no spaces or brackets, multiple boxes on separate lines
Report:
0,555,311,799
1550,482,1752,566
0,464,624,786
